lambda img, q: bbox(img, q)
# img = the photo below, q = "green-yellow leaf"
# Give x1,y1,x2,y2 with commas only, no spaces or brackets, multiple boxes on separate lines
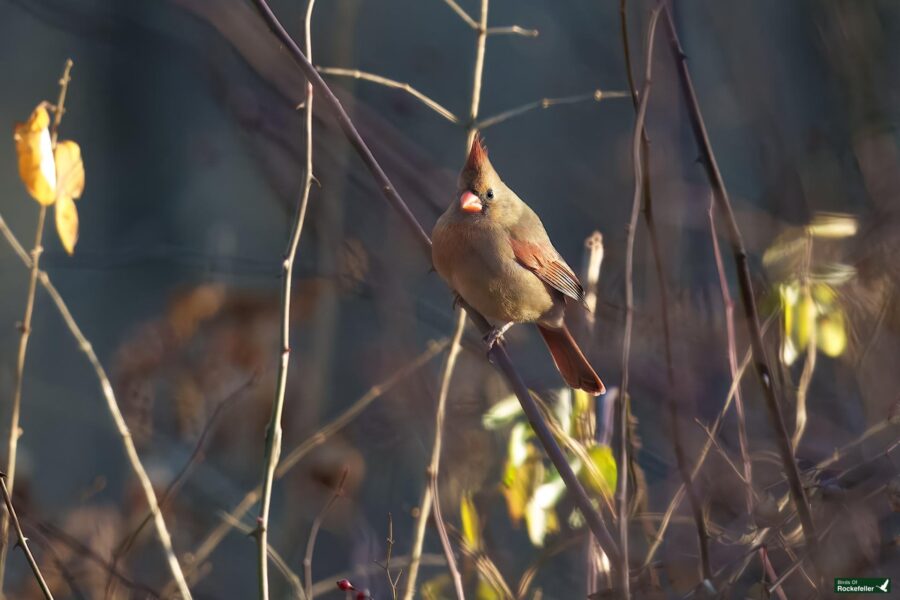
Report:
581,444,617,499
796,288,817,351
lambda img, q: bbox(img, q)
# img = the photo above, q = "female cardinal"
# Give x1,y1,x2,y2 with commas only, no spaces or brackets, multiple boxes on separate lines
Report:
432,137,605,395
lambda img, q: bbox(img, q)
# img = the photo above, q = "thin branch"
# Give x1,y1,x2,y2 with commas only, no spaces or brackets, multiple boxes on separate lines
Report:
256,0,318,596
619,7,662,596
439,0,477,29
304,469,348,599
661,5,820,584
485,25,539,37
167,339,448,595
475,90,628,130
317,67,460,124
403,310,466,600
248,0,620,565
1,58,72,594
0,475,52,599
0,214,193,599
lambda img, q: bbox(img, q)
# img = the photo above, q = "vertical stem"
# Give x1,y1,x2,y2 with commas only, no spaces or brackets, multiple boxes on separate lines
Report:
618,8,662,596
0,58,73,596
403,313,466,600
256,3,316,598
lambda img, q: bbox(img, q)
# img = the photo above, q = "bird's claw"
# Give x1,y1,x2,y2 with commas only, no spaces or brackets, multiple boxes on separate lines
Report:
483,328,505,350
482,323,513,352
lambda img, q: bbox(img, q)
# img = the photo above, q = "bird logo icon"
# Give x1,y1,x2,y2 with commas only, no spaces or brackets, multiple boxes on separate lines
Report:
877,579,890,593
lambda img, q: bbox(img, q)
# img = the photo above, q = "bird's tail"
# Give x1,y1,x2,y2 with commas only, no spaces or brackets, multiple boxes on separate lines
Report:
537,324,605,395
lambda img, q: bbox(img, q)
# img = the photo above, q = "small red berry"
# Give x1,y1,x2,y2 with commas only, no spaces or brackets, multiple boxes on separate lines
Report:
336,579,355,591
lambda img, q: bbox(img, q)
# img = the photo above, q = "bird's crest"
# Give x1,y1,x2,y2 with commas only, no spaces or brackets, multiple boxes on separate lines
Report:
465,134,489,172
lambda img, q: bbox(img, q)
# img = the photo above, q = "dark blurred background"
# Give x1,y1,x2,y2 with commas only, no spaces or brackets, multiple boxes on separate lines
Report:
1,0,899,598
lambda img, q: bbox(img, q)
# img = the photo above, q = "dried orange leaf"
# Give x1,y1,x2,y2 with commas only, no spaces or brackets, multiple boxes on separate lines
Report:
54,140,84,200
13,104,56,205
55,195,79,254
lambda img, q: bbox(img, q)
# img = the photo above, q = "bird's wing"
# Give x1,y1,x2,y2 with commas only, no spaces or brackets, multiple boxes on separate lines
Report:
510,238,585,303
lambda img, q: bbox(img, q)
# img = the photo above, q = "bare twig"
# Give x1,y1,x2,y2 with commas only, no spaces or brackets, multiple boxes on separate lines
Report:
403,311,466,600
709,200,787,599
0,232,192,597
581,232,604,330
661,5,820,584
312,555,446,597
256,0,318,597
485,25,539,37
168,339,448,595
317,67,460,124
619,8,662,596
376,514,403,600
305,469,348,599
475,90,628,130
248,0,620,564
0,474,52,599
0,59,73,595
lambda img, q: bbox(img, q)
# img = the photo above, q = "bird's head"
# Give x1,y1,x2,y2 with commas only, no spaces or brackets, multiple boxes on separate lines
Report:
455,135,511,220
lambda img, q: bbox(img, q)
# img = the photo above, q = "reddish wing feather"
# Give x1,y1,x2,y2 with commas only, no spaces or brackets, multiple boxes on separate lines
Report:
510,239,585,302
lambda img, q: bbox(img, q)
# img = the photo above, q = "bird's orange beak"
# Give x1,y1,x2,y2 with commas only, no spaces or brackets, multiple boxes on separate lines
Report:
459,190,482,213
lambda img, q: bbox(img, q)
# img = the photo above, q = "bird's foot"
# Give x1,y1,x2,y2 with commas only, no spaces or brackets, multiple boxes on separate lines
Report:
483,322,513,352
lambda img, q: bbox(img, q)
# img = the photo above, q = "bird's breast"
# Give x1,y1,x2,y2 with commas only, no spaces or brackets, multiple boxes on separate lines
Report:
432,219,556,324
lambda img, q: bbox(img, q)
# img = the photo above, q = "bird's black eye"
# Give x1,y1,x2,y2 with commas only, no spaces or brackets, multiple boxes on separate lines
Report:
486,189,494,200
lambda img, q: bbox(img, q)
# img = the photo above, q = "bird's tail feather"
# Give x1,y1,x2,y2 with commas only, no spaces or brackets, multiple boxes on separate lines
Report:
537,325,605,395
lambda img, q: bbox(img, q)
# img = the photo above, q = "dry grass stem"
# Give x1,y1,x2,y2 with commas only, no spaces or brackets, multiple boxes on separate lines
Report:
0,474,53,599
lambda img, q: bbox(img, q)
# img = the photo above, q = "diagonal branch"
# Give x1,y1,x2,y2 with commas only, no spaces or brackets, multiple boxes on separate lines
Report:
485,25,539,37
248,0,621,567
317,67,460,124
660,5,820,584
0,474,53,599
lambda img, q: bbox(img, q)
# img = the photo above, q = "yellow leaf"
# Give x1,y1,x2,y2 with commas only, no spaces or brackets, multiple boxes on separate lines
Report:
14,104,56,205
55,195,79,255
460,493,481,550
54,140,84,200
581,444,617,499
817,312,847,357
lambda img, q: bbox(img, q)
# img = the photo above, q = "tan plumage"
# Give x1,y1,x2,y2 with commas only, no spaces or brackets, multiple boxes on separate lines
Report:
432,137,605,395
